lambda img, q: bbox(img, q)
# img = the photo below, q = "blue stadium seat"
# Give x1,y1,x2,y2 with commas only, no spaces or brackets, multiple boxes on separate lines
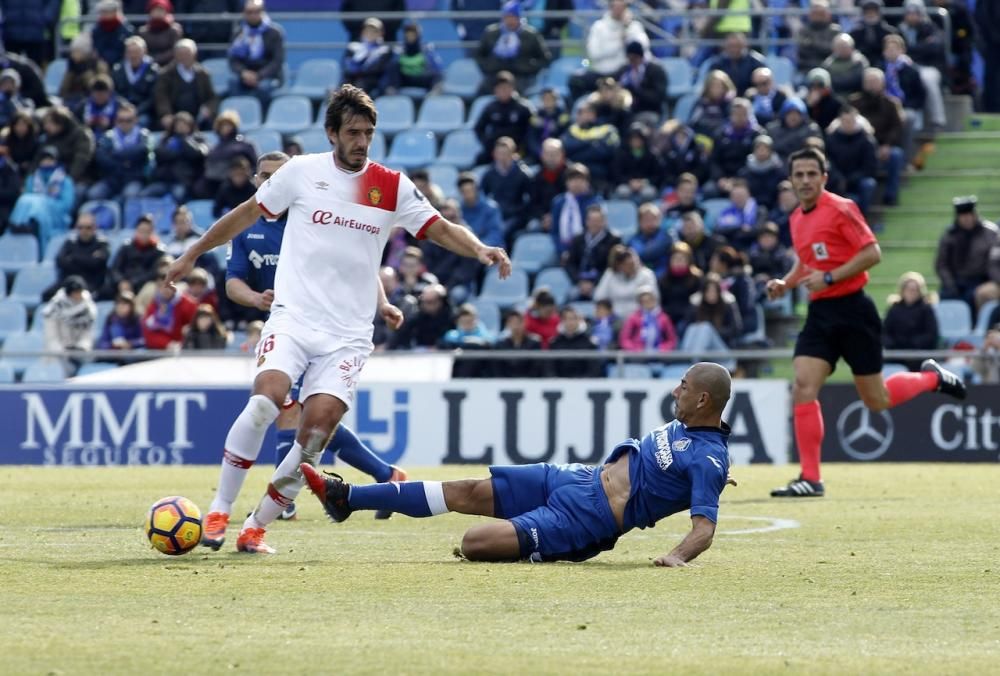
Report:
297,128,331,154
0,234,40,273
43,233,69,262
415,95,466,134
264,95,313,134
470,298,501,335
369,130,387,163
608,363,654,379
94,300,114,335
441,58,483,99
605,200,639,240
8,264,57,309
462,95,493,130
0,363,13,383
45,58,68,96
76,362,120,377
201,131,220,147
385,130,437,169
22,360,66,383
660,363,694,381
412,18,464,66
0,299,27,340
766,55,796,87
0,273,6,299
975,300,999,336
79,199,122,231
702,198,729,231
375,95,416,135
0,331,44,373
882,362,909,378
220,96,263,131
672,92,698,122
542,56,585,95
438,130,481,169
477,268,529,308
511,233,556,274
186,200,215,229
123,196,177,234
427,164,459,199
107,229,132,262
281,19,349,67
288,58,342,100
202,58,230,97
533,266,573,305
934,300,973,343
661,58,695,98
570,300,596,319
245,129,283,154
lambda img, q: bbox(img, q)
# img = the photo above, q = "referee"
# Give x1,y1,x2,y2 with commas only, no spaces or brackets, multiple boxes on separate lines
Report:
765,148,966,498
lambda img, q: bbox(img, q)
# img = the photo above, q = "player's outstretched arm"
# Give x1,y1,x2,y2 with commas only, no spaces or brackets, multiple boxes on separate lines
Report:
653,516,716,568
166,198,264,285
423,219,512,279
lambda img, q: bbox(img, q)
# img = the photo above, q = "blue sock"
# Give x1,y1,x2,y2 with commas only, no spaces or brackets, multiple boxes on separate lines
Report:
275,428,296,468
328,425,393,482
348,481,445,518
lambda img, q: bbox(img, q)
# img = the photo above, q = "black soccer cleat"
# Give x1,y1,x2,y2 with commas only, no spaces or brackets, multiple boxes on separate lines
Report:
299,463,353,522
770,476,825,498
921,359,967,400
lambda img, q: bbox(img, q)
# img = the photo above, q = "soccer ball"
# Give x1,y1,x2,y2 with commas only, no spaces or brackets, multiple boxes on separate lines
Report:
145,496,203,556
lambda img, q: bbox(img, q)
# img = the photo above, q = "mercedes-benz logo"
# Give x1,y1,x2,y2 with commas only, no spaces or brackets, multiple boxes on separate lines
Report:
836,401,894,461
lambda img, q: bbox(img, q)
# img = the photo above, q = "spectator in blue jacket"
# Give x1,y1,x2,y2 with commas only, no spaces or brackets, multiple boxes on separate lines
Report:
98,291,146,350
737,134,786,210
550,162,602,255
708,97,761,197
707,32,767,94
88,102,152,200
527,87,570,159
91,0,135,67
458,172,505,248
343,17,394,99
227,0,286,102
1,0,61,65
74,75,127,136
0,69,35,130
714,179,765,251
629,202,673,277
440,303,493,348
561,101,620,191
9,145,75,251
388,22,444,94
480,136,533,241
111,36,159,128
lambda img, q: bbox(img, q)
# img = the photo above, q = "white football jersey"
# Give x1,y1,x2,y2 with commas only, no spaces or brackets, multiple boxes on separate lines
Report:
255,153,440,341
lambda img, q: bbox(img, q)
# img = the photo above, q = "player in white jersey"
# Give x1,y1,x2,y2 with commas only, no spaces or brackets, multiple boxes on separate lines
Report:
166,85,511,553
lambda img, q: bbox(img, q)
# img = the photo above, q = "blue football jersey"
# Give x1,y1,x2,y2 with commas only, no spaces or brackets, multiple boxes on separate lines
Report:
605,419,731,531
226,215,286,293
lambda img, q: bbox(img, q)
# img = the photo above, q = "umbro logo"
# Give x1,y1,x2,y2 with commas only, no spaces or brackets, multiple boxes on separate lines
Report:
315,181,329,190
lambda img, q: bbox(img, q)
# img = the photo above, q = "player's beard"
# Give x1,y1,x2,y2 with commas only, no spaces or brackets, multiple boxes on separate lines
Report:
336,143,366,172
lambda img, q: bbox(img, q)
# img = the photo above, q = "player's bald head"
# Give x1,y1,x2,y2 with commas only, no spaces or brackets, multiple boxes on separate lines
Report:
686,362,732,414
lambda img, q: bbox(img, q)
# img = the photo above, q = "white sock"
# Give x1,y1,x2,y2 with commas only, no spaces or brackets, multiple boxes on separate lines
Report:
210,395,279,514
423,481,449,515
245,441,319,529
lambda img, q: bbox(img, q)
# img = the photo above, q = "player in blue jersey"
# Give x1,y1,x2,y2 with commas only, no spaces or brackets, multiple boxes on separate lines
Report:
300,362,736,566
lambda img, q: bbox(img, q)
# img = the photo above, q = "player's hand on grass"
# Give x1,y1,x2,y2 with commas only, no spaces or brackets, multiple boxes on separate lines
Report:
478,246,512,279
380,302,405,330
256,289,275,312
765,278,787,300
165,254,195,287
653,554,689,568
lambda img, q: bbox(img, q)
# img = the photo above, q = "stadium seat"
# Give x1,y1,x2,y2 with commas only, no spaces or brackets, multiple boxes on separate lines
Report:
660,362,693,381
477,268,529,308
219,96,263,131
281,19,349,67
43,233,68,262
441,59,483,99
605,200,639,240
8,264,57,309
882,362,909,378
0,362,13,383
462,95,493,130
76,362,119,377
201,131,220,147
0,331,44,374
94,300,114,335
375,95,416,136
79,199,122,231
437,130,481,169
542,56,585,95
369,131,387,163
415,95,466,134
107,229,133,262
408,18,464,66
0,273,6,299
608,363,654,379
934,300,973,343
671,92,698,123
123,196,177,234
766,55,796,87
0,299,27,340
263,95,313,134
975,300,999,336
45,58,67,97
0,233,40,273
245,129,283,154
186,200,215,229
427,164,459,198
511,233,557,274
533,266,573,305
661,58,694,98
384,130,437,169
22,360,66,383
570,300,596,319
702,198,729,231
202,58,230,97
288,58,342,100
470,298,501,335
297,128,331,154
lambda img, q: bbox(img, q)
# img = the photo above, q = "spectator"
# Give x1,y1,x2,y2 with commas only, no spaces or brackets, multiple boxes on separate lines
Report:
850,67,905,206
976,325,1000,384
569,0,649,100
524,288,560,348
686,273,742,346
714,179,764,251
709,245,758,336
226,0,285,103
0,69,34,129
550,162,602,255
97,291,145,351
8,145,74,251
60,33,110,108
42,275,97,373
397,245,439,298
709,97,761,196
825,107,878,217
163,205,200,259
564,202,621,300
440,303,493,348
213,156,256,216
852,0,899,67
629,202,671,276
135,255,174,316
899,0,946,130
143,111,208,201
340,0,405,43
481,136,533,238
662,172,709,233
591,298,619,350
657,241,702,333
617,40,667,121
805,68,845,132
744,67,789,127
474,71,534,165
529,137,566,229
154,39,219,132
1,110,39,175
657,123,708,189
410,168,445,209
175,0,243,59
769,180,797,247
50,213,111,299
421,199,480,302
475,1,551,92
677,210,723,272
142,271,197,350
109,215,165,295
822,33,869,96
342,17,394,99
586,76,632,135
883,271,940,371
612,123,662,204
797,0,841,74
457,172,505,249
766,97,822,160
74,75,126,136
195,110,256,198
0,141,19,232
373,267,412,350
561,101,620,191
977,0,1000,113
546,306,600,378
388,22,444,94
738,135,785,210
184,267,219,313
882,34,927,134
91,0,134,67
89,102,153,201
391,283,453,350
1,1,59,66
935,196,1000,311
111,36,159,127
688,71,736,139
183,303,228,350
493,309,543,377
931,0,974,97
140,0,184,67
619,285,678,353
748,221,792,289
708,32,766,94
594,244,658,317
528,88,570,159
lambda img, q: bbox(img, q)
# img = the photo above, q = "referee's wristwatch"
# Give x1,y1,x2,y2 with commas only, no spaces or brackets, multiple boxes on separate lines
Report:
823,272,835,286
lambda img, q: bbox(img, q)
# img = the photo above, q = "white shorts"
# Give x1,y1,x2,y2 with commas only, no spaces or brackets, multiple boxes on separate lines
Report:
254,314,372,409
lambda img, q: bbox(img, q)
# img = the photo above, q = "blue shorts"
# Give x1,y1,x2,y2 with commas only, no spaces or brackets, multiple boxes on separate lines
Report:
489,463,621,563
283,375,305,409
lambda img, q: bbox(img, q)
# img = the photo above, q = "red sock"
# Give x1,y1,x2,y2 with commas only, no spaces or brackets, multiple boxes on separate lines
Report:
794,400,824,483
885,372,938,408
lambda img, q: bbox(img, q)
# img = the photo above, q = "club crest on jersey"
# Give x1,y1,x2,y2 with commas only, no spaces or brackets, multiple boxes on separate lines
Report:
257,355,265,367
368,187,383,206
672,438,691,452
812,242,830,260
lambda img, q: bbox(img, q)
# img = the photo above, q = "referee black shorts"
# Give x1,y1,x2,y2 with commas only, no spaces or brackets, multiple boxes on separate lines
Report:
794,290,883,376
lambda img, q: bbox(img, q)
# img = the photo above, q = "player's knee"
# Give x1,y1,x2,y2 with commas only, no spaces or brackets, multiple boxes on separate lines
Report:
300,425,331,455
460,530,491,561
792,378,821,403
244,394,280,430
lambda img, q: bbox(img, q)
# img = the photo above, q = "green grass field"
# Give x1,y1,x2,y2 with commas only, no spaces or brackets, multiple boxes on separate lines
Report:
2,464,999,675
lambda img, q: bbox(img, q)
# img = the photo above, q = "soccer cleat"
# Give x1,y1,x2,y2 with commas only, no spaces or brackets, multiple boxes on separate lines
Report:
278,502,298,521
299,463,353,523
235,527,277,554
200,511,230,550
770,476,825,498
921,359,967,400
374,466,408,520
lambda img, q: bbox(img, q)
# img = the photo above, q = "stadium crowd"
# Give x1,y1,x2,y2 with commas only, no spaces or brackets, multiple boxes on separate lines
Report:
0,0,998,381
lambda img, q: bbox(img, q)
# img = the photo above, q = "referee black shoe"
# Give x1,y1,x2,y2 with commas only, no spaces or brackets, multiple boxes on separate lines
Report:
299,464,353,523
921,359,967,400
770,476,825,498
